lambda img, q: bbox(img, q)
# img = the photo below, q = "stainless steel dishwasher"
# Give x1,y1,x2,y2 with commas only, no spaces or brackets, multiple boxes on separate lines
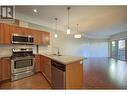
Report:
51,60,66,89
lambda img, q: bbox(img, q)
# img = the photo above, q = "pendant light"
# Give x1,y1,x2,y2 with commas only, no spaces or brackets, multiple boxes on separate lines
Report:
67,7,71,34
74,24,82,38
54,18,58,38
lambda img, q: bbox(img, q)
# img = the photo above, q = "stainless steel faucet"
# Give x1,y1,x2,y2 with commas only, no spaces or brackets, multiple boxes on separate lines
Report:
57,48,60,55
52,47,60,56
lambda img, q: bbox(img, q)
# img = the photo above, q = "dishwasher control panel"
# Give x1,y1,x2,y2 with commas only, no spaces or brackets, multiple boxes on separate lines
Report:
51,60,66,71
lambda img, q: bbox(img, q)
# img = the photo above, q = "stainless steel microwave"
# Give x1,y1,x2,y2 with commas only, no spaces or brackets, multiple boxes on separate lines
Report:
12,34,34,44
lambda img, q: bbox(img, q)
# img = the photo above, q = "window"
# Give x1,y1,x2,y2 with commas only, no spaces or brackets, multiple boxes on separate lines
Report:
118,40,125,60
111,41,117,58
111,39,127,61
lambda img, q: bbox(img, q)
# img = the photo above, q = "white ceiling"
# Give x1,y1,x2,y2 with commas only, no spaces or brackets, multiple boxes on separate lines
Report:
15,6,127,39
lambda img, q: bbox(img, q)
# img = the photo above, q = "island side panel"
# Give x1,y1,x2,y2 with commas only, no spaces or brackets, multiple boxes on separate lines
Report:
65,60,84,89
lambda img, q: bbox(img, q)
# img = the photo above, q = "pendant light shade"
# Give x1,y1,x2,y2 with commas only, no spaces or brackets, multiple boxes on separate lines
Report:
54,33,58,38
67,28,70,34
67,7,71,34
54,18,58,38
74,24,82,38
74,34,81,38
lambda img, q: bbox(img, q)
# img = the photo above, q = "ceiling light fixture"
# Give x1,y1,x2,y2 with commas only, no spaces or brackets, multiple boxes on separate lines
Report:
74,24,82,38
54,18,58,38
33,9,37,12
67,7,71,35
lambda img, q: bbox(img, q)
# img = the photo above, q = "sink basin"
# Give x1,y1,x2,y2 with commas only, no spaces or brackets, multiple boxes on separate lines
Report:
57,54,62,56
51,54,62,56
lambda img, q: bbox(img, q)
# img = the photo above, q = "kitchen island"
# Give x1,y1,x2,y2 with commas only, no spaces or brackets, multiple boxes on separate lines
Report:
40,54,84,89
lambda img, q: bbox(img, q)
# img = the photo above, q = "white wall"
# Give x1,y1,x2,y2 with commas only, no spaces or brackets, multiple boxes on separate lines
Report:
88,41,109,57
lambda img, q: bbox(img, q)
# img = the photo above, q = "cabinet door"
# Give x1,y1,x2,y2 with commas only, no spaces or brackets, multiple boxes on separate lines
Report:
0,24,4,44
33,30,41,45
43,32,50,45
0,23,11,44
13,26,24,35
3,24,10,44
10,24,16,41
45,61,51,83
22,28,33,36
1,57,11,81
40,56,45,74
0,59,2,81
44,57,51,83
66,61,83,89
35,55,41,73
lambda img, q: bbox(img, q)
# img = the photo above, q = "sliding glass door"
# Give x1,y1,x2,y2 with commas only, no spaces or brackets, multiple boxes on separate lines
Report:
111,41,117,58
125,39,127,61
118,40,125,60
111,39,127,61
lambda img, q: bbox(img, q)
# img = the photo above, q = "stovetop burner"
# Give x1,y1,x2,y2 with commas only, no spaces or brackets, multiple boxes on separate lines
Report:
11,48,34,59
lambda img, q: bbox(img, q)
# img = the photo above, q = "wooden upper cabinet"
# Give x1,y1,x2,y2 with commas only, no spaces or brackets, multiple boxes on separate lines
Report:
15,26,24,35
9,24,16,43
0,23,13,44
0,23,50,45
3,24,10,44
0,57,11,81
42,32,50,45
10,24,16,35
10,25,23,35
22,28,34,36
0,24,4,44
34,30,50,45
33,30,42,45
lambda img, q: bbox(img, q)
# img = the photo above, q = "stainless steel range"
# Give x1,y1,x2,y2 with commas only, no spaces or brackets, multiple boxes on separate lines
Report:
11,48,35,81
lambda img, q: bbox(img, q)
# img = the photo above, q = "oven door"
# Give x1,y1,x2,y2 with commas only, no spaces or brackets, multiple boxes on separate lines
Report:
11,57,35,74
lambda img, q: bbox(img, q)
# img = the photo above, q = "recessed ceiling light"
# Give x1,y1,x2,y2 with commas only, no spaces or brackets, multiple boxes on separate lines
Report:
33,9,37,12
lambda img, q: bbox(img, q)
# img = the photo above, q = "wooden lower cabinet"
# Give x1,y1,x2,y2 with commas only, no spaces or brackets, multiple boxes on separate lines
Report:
0,57,11,81
40,56,51,83
65,61,83,89
35,55,83,89
35,55,41,73
0,59,2,82
44,59,51,83
35,55,51,84
40,56,44,74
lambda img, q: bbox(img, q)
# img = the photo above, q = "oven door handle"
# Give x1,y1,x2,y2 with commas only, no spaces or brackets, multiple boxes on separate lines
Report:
12,70,33,76
12,58,34,61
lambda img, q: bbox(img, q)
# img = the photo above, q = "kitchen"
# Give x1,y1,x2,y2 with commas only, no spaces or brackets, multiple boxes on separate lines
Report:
0,6,127,90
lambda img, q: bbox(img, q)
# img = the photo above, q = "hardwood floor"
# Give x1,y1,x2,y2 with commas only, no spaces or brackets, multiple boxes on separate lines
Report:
0,73,51,89
1,58,127,89
83,58,127,89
